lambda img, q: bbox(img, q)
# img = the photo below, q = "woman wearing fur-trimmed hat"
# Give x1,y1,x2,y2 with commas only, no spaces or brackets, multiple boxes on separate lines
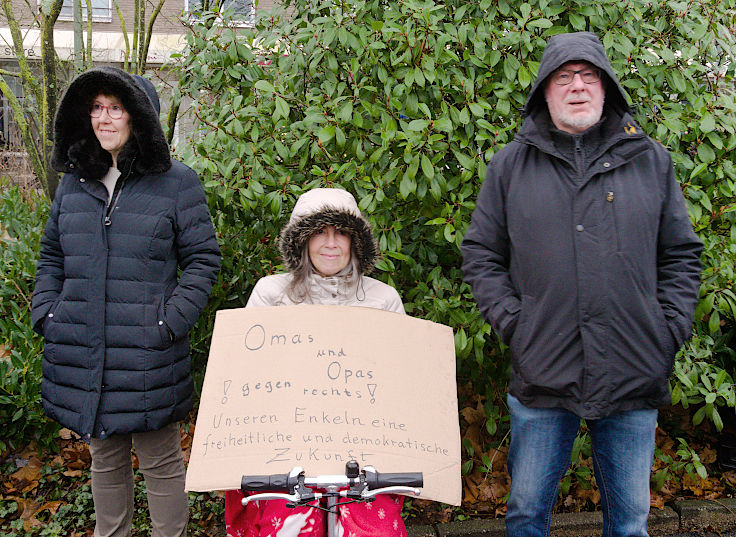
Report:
32,67,220,537
223,188,407,537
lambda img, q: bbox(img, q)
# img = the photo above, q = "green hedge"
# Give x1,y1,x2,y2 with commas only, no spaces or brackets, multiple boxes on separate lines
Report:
1,0,735,457
0,181,58,451
176,0,736,440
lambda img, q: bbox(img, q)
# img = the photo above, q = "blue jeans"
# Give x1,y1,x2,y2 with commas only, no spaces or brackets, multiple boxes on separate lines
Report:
506,394,657,537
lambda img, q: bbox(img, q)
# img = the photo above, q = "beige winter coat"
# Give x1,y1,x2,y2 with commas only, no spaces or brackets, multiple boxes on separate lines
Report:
247,272,404,314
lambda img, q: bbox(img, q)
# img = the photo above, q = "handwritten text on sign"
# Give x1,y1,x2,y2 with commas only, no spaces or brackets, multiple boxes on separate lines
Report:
185,305,461,505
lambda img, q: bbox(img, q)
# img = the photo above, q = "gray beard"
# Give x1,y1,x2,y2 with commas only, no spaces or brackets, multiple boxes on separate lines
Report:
557,96,605,132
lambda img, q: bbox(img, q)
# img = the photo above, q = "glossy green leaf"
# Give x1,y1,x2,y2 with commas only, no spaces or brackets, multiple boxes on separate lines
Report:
421,154,434,179
254,80,275,93
700,113,716,133
318,125,335,143
408,119,430,131
697,143,716,164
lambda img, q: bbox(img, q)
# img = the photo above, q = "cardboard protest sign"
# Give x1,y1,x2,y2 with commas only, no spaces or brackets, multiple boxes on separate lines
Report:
185,305,461,505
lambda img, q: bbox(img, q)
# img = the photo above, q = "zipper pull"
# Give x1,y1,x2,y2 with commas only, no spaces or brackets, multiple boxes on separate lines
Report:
606,191,614,202
104,216,111,226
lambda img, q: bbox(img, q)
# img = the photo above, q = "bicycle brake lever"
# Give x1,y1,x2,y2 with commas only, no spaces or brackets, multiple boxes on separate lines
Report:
241,493,298,506
361,486,421,499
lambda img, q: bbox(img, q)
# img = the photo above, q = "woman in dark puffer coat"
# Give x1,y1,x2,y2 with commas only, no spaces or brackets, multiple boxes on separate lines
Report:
32,67,220,537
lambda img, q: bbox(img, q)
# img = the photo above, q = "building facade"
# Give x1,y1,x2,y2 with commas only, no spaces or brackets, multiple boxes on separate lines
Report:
0,0,277,153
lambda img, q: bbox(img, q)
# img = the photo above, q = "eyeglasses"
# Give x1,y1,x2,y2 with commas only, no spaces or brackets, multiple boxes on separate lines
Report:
550,68,602,86
89,102,125,119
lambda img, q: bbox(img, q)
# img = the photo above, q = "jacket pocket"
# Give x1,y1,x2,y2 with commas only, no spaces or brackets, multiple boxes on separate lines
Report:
651,298,675,369
153,296,174,350
43,297,64,341
493,297,521,345
510,295,535,360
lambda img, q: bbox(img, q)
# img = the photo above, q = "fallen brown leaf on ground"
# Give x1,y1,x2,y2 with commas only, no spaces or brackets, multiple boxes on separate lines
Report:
181,424,194,465
61,441,91,469
574,482,600,507
701,446,717,465
9,456,42,494
15,498,44,532
477,472,508,503
651,494,665,509
63,469,84,478
58,428,81,440
460,398,486,427
463,471,482,503
483,446,507,473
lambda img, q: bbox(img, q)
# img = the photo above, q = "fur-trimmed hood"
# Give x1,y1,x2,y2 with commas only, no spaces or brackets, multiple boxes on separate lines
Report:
51,67,171,181
278,188,378,275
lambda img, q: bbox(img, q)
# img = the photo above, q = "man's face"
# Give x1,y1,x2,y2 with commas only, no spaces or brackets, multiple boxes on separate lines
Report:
544,61,605,134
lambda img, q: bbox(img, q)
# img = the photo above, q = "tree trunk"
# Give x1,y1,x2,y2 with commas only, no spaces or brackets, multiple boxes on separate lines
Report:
132,0,140,73
139,0,166,74
0,0,42,106
165,93,181,146
85,0,94,68
0,0,64,197
40,0,64,198
113,0,131,71
136,0,146,73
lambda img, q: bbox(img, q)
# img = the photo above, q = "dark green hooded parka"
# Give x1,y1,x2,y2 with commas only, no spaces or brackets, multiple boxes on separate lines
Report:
461,32,703,419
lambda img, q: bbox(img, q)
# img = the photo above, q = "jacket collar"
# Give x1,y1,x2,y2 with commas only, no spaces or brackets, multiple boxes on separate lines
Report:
516,107,646,161
72,152,138,204
306,267,360,301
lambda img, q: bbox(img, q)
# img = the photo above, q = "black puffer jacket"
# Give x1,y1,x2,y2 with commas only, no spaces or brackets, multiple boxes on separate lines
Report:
461,33,702,419
32,67,221,441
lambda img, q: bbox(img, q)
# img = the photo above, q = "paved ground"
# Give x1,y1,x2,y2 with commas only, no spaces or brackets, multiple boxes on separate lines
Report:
668,533,736,537
406,499,736,537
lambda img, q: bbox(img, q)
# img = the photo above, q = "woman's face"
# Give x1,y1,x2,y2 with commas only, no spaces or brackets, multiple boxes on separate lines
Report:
90,94,131,162
308,225,351,277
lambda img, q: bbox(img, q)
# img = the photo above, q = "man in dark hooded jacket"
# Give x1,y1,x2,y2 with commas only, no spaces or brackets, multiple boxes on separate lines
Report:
461,33,702,537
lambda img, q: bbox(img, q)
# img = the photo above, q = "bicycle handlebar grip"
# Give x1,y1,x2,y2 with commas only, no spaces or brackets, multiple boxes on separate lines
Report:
365,471,423,489
241,474,291,493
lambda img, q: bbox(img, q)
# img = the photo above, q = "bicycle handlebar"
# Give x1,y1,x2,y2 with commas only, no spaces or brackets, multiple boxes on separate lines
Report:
239,463,423,505
363,468,423,489
241,466,303,493
241,474,291,492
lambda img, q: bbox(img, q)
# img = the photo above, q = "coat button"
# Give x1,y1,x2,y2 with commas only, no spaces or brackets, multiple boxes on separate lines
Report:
603,162,611,168
576,224,584,232
158,320,163,325
582,313,590,322
80,178,85,182
48,313,54,318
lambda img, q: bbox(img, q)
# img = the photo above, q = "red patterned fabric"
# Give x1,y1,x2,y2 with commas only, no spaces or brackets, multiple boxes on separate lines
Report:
224,489,407,537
